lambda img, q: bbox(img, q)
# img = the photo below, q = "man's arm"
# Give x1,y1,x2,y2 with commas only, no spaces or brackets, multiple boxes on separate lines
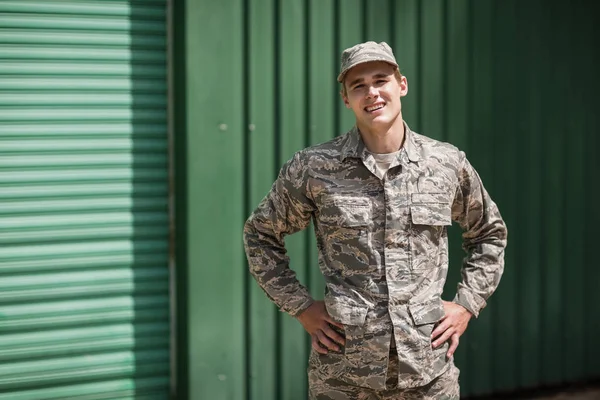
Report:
450,152,508,317
432,151,508,357
243,152,315,317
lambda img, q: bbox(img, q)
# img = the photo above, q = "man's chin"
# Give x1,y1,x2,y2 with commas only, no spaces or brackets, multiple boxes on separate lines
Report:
361,115,392,126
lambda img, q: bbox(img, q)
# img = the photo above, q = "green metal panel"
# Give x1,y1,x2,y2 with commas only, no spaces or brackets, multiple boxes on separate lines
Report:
176,0,600,398
518,0,543,388
0,1,170,399
445,0,469,380
491,0,518,392
467,0,495,395
174,0,246,399
278,2,309,399
307,0,333,298
540,0,565,386
420,0,444,140
247,1,277,399
336,0,362,134
366,0,391,43
393,0,418,142
584,1,600,380
563,3,586,381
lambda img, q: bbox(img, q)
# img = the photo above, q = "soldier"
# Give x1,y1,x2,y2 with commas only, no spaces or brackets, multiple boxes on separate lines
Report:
243,41,507,399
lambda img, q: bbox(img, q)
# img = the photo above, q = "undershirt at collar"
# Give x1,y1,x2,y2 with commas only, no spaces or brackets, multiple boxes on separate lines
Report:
368,150,402,180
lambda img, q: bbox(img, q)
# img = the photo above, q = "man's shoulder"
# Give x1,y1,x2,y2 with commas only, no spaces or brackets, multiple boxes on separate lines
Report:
293,133,348,165
412,131,464,163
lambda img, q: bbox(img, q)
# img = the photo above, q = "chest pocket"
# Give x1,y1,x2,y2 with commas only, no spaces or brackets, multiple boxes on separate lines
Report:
334,197,371,227
319,196,374,269
409,193,452,270
319,196,371,227
410,193,452,226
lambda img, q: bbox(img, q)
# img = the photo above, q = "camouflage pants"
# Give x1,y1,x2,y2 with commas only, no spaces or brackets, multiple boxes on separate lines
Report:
308,350,460,400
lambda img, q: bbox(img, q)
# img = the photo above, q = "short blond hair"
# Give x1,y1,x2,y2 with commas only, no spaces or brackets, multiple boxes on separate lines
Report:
340,68,403,97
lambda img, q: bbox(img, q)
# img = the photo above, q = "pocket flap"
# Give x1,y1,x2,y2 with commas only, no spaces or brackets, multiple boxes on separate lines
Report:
325,298,369,326
320,196,371,228
410,204,452,226
411,193,449,204
408,298,445,326
333,196,370,208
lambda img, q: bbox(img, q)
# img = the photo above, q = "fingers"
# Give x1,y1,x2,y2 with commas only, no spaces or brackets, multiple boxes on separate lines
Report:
311,334,328,354
316,329,340,352
324,314,344,330
432,326,454,348
321,324,345,346
431,319,450,341
447,333,459,358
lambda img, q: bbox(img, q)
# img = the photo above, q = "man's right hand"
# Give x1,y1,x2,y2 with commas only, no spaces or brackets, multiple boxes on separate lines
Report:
296,301,346,354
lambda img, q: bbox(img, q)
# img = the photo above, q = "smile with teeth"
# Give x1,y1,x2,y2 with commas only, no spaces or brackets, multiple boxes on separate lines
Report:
365,103,385,112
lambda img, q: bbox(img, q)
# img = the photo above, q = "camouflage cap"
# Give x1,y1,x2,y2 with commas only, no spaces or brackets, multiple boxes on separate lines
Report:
337,41,399,83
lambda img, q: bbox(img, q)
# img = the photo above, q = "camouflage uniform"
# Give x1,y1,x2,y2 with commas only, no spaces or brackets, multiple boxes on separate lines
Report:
309,348,460,399
243,123,507,396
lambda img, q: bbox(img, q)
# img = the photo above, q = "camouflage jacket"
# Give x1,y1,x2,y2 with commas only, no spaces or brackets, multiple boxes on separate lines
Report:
243,123,507,390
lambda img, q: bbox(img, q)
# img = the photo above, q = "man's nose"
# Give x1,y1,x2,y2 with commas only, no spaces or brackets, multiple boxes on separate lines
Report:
366,85,378,98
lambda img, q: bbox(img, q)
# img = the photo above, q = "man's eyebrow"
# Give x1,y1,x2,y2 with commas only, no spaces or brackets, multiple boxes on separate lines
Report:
348,73,391,88
347,77,364,88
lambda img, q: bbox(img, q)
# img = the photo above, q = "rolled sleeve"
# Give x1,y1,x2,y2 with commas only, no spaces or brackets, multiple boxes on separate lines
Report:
243,152,316,316
453,286,487,318
451,152,508,318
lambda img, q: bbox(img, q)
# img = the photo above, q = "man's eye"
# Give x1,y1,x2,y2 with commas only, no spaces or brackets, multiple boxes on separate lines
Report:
377,79,387,83
354,84,364,89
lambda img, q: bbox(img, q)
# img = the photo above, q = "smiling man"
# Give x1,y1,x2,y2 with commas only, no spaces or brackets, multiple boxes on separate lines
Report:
244,41,507,399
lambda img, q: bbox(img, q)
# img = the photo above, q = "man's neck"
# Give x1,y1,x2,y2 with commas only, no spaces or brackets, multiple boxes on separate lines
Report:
357,116,405,154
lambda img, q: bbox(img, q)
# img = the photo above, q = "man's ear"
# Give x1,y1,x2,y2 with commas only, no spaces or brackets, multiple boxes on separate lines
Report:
340,91,351,109
399,75,408,97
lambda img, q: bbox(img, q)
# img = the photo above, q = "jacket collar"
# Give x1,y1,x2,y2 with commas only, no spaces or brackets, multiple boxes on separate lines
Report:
340,121,421,163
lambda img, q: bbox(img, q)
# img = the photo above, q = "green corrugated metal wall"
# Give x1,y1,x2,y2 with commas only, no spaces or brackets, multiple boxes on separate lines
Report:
177,0,599,399
0,1,171,399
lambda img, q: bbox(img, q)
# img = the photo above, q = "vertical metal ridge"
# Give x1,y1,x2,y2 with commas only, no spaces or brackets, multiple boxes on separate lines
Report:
535,2,547,385
489,0,499,390
561,1,586,383
584,1,600,377
273,0,282,173
556,0,569,384
389,0,396,48
441,0,448,143
531,1,544,385
361,0,367,41
333,0,340,137
273,0,283,396
464,0,474,393
242,0,252,397
304,0,311,150
303,0,313,374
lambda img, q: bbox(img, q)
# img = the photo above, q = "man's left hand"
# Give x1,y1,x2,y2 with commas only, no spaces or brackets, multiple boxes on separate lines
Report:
431,301,473,358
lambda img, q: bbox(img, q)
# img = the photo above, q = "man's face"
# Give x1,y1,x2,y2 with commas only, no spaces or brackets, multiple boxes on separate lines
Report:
342,61,408,130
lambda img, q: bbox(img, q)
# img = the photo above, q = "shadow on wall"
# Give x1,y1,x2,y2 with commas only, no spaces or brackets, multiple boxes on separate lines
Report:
127,2,171,397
